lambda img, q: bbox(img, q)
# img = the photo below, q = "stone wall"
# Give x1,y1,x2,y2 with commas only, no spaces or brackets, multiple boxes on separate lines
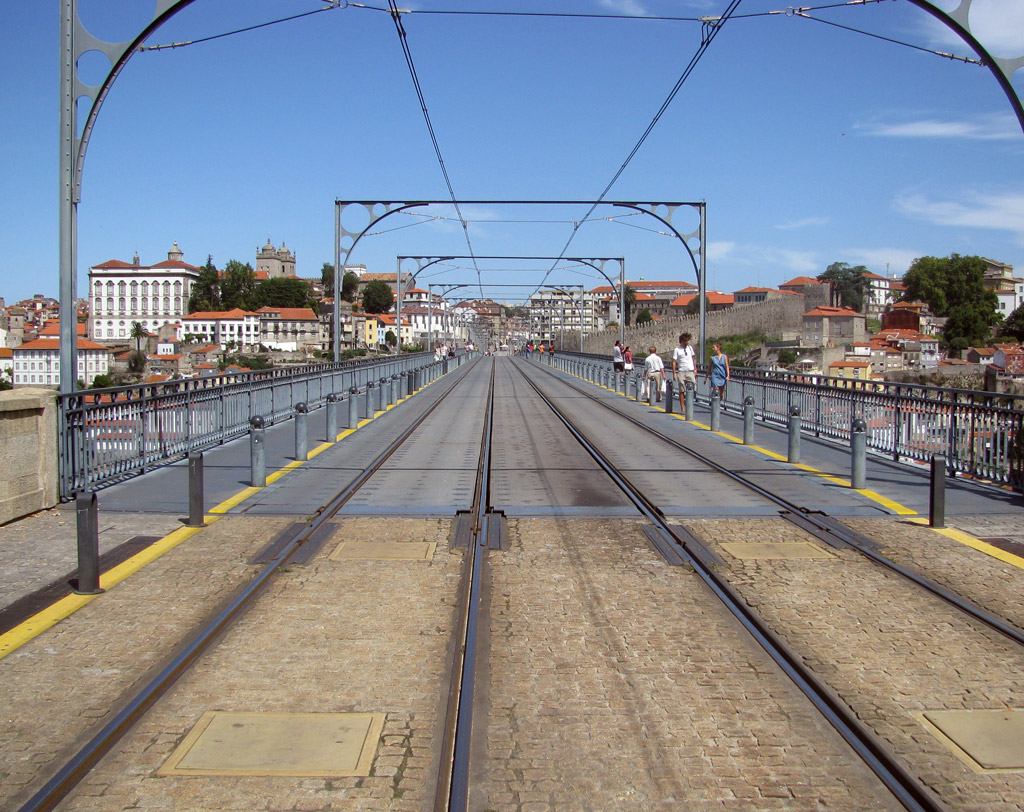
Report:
578,296,809,356
0,389,58,525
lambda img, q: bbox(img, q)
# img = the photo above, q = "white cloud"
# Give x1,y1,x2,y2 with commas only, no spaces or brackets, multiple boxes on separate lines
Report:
895,190,1024,239
706,241,736,262
918,0,1024,59
775,216,831,231
843,248,921,276
597,0,648,16
855,113,1019,140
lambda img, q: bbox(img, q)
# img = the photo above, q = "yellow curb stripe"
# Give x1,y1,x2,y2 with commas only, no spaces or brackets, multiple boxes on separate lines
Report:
0,521,213,660
907,517,1024,570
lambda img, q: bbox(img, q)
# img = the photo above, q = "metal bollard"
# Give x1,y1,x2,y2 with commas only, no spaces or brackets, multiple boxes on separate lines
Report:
742,396,755,445
406,371,414,397
393,374,401,402
710,391,721,432
684,386,694,421
294,402,309,461
635,375,642,402
665,380,674,414
379,377,389,410
249,415,266,487
787,406,801,464
75,491,104,594
347,386,358,428
363,382,375,419
187,451,205,527
326,393,339,441
929,455,946,528
851,417,867,489
647,377,657,407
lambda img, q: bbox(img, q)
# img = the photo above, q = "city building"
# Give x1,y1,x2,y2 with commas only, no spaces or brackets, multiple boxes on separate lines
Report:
13,337,110,387
257,306,323,352
982,258,1023,317
88,242,200,342
255,239,296,278
802,305,867,348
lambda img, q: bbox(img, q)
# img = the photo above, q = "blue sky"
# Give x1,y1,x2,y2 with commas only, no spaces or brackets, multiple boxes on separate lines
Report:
2,0,1023,306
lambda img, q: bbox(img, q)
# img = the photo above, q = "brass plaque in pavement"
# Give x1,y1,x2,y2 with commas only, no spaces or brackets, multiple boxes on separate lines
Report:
922,709,1024,771
330,540,437,561
159,711,385,777
719,541,836,560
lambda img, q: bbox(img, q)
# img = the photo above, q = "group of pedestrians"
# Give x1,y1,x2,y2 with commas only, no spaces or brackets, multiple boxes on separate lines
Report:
613,334,730,406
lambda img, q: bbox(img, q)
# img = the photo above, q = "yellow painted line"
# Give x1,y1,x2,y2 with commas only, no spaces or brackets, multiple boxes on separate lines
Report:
907,518,1024,570
209,486,262,514
0,521,214,660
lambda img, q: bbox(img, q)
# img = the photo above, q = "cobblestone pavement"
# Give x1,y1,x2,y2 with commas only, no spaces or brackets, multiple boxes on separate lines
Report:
842,516,1024,635
53,517,461,812
477,518,905,812
0,506,186,607
688,516,1024,812
1,516,283,808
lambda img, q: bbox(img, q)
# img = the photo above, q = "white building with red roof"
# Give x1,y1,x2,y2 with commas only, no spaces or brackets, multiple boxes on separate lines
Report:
88,242,200,343
13,337,110,387
182,308,261,349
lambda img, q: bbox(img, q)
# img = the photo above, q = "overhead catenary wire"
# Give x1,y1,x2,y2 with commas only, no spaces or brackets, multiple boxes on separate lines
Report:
385,0,483,297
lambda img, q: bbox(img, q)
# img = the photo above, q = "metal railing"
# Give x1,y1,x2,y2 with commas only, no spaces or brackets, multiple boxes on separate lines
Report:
57,352,452,498
551,351,1024,491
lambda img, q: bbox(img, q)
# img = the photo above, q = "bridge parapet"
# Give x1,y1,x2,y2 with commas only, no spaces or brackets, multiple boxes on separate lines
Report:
0,388,58,523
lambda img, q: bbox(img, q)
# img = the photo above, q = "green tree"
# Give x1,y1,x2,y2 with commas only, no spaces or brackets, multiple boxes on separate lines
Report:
362,280,394,314
384,330,397,347
341,271,359,302
321,262,334,298
901,254,999,354
129,321,148,373
1000,303,1024,341
817,262,871,312
220,260,258,310
188,255,221,313
635,308,653,326
622,285,637,327
684,295,711,316
777,349,797,366
254,277,316,309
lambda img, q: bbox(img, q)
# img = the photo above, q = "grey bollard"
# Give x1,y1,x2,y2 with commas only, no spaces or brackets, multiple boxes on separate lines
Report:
250,415,266,487
326,393,339,442
851,417,867,489
379,377,389,410
647,377,657,408
348,387,359,428
665,380,674,414
787,406,801,464
294,402,309,461
710,391,721,432
684,386,694,421
406,371,414,397
187,451,205,527
364,382,375,419
929,455,946,528
742,397,755,445
635,375,642,402
75,491,104,594
393,374,401,402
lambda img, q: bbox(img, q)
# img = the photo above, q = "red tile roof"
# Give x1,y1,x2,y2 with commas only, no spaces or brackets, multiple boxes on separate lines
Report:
17,337,109,351
804,306,860,318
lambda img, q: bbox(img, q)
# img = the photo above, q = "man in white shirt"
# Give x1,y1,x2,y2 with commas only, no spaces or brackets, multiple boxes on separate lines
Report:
672,332,696,412
643,345,665,403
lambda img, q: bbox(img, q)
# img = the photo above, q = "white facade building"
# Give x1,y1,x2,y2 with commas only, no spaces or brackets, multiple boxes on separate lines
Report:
181,309,262,349
13,338,110,387
89,243,200,342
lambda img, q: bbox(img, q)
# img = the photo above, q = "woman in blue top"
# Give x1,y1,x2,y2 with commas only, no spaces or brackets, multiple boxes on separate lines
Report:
707,342,730,402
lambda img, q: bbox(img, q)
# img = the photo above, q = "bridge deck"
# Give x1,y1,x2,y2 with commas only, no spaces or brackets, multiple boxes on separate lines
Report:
2,357,1024,811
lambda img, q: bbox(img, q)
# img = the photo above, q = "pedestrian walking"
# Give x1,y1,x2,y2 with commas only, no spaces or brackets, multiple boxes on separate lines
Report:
612,340,624,374
672,332,696,412
623,346,633,372
643,346,664,403
707,342,730,403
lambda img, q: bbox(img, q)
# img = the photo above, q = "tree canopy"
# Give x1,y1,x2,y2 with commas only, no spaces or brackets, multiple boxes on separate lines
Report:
362,279,394,314
188,256,221,312
1000,303,1024,341
901,254,999,354
341,271,359,302
220,260,259,310
635,308,653,326
320,262,334,298
187,258,317,314
254,277,317,310
817,262,871,312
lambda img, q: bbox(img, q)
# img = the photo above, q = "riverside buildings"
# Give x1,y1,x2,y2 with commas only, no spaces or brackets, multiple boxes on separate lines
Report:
88,242,199,343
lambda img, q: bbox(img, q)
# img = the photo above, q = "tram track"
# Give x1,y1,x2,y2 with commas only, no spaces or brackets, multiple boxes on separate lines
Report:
16,357,484,812
512,358,948,812
528,357,1024,649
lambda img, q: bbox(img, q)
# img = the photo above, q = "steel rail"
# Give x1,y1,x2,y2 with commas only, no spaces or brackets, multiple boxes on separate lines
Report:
512,359,945,812
17,358,481,812
434,358,497,812
538,360,1024,650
